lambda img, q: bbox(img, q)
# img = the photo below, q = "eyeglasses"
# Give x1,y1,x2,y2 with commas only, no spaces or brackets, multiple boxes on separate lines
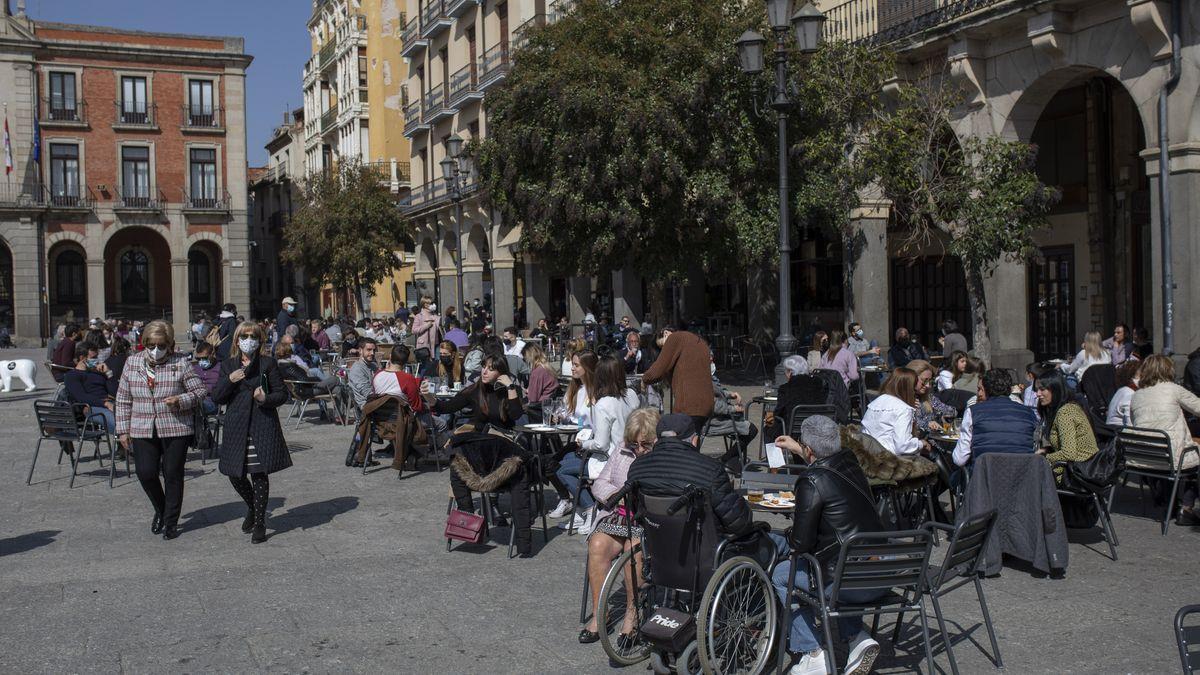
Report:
632,440,655,450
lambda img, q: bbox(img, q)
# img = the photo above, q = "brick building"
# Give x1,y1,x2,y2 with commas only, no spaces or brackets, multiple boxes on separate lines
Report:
0,3,252,344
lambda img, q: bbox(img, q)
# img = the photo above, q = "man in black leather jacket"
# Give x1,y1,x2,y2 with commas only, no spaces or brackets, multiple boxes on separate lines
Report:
770,415,886,675
626,414,751,536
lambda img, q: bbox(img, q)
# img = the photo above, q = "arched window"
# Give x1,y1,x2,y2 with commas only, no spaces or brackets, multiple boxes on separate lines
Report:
54,249,86,304
188,249,211,303
120,249,149,304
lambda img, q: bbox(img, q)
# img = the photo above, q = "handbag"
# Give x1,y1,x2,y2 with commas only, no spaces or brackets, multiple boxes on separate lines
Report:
444,508,486,544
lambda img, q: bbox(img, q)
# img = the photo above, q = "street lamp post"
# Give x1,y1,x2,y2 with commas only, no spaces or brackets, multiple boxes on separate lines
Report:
441,134,468,317
736,1,825,383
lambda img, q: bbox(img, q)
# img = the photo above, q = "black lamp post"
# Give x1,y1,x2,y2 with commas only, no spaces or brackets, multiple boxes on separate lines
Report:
736,1,825,382
440,133,467,317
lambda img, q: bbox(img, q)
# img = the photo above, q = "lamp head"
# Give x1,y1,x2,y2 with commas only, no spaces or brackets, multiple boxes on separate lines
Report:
735,29,766,75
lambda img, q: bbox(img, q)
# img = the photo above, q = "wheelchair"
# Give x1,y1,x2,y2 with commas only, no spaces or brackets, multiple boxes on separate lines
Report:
596,483,781,674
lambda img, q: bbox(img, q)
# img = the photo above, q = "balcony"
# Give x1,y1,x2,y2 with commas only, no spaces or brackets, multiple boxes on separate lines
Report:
181,106,225,133
448,64,483,108
0,181,45,211
45,185,95,211
477,44,510,91
403,177,450,213
422,84,455,124
363,160,412,193
420,0,452,40
41,98,87,128
321,104,339,133
822,0,1010,45
400,14,427,57
113,101,158,130
114,185,165,211
403,100,428,137
548,0,575,22
513,13,546,50
183,188,231,213
319,38,337,72
446,0,480,19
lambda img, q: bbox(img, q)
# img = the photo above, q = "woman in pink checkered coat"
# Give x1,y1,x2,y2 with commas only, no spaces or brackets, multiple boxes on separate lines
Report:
115,320,209,540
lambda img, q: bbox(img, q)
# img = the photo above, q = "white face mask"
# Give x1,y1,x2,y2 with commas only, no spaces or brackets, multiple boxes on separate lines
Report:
238,337,260,354
147,346,167,361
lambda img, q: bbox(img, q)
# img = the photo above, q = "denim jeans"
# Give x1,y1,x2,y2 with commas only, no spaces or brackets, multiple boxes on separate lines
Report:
87,407,116,433
556,452,593,508
767,533,886,653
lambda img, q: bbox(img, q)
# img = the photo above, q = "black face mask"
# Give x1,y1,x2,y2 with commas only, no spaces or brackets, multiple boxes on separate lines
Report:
440,355,454,366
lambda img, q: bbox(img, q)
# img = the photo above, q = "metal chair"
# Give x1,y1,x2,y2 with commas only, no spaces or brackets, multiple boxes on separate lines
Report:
1054,452,1121,561
786,404,837,437
891,511,1002,675
740,460,807,494
1177,604,1200,674
283,379,344,430
1113,427,1200,535
778,529,937,675
28,399,124,488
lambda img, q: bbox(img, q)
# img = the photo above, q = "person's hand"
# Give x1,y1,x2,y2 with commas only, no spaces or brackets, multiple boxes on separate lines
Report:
229,368,246,383
497,374,513,387
928,420,942,432
734,404,745,414
420,380,432,395
764,412,775,426
253,386,266,403
1010,384,1023,395
775,436,803,455
731,391,742,404
95,362,109,375
938,336,945,347
871,347,880,355
920,440,932,453
1035,448,1047,456
119,434,131,450
104,401,114,411
163,395,181,409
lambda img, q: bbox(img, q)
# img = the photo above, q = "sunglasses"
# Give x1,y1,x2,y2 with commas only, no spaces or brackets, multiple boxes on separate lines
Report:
632,440,655,450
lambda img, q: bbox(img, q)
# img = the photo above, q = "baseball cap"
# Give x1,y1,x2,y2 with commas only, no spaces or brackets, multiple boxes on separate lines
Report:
656,413,696,440
282,296,296,305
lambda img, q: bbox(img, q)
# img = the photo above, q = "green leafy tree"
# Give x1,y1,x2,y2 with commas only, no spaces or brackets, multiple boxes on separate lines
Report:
476,0,779,325
282,161,412,318
874,77,1060,364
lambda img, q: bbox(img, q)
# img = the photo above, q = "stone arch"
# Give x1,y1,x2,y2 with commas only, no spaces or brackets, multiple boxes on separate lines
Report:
102,220,178,258
0,238,14,331
185,230,227,255
466,223,488,265
187,240,223,315
417,236,438,274
103,225,172,318
48,240,88,325
45,230,87,250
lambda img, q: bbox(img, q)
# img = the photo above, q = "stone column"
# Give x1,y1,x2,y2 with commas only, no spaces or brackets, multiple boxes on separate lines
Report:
436,267,457,310
86,259,106,321
462,262,484,310
847,205,891,351
1145,146,1200,357
170,258,190,342
982,261,1033,371
524,260,550,327
492,259,515,330
568,276,590,334
611,268,643,324
11,217,43,344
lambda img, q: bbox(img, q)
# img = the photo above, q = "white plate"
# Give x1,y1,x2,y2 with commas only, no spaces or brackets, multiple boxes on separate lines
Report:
555,425,579,431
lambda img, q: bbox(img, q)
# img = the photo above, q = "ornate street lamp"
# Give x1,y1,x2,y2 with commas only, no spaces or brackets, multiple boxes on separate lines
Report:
442,133,468,315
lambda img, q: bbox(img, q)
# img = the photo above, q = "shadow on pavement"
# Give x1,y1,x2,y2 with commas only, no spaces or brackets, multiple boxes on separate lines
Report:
270,496,360,535
182,497,287,531
0,529,62,556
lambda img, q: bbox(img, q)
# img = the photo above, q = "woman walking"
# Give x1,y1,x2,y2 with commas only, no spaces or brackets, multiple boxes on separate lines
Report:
211,321,291,544
114,320,209,540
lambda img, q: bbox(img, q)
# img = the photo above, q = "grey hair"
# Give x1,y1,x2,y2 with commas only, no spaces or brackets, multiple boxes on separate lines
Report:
783,355,808,377
285,324,300,337
800,415,841,459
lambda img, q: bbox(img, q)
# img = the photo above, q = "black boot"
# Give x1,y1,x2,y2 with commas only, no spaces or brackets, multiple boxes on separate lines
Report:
251,524,267,544
241,510,255,533
162,525,180,540
151,511,164,535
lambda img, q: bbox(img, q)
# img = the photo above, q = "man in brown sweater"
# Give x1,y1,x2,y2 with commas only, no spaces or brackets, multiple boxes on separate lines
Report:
643,328,714,431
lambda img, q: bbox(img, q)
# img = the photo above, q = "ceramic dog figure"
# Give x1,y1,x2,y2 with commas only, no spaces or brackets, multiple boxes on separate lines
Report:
1,359,37,392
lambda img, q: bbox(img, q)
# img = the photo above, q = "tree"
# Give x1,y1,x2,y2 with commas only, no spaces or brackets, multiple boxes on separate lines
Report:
282,161,412,319
873,75,1060,364
475,0,779,326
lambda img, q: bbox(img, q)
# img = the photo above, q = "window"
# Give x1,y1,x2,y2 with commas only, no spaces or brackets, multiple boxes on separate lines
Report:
188,250,211,304
121,146,151,206
188,148,218,207
48,143,80,206
48,72,78,121
187,79,216,127
120,249,150,305
120,76,149,124
54,249,86,304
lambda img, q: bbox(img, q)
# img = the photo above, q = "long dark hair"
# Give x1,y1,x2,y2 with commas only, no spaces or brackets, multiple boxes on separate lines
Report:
592,355,625,401
1034,370,1069,424
826,329,846,361
476,354,512,422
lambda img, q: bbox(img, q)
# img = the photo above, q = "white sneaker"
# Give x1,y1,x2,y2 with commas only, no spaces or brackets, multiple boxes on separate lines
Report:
578,508,599,536
547,500,573,519
788,650,829,675
845,632,880,675
558,508,589,530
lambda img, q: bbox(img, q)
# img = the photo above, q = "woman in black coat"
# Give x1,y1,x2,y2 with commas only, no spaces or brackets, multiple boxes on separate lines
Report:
211,321,291,543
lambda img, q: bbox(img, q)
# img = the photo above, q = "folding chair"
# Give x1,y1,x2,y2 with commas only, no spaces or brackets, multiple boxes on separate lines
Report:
1113,427,1200,535
28,399,124,488
1178,604,1200,675
284,379,344,430
778,529,937,675
892,511,1003,675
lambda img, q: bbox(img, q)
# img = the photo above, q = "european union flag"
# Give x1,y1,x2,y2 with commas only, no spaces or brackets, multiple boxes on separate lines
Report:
32,113,40,163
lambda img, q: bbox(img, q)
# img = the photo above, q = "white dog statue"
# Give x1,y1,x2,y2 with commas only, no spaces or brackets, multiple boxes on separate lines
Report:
1,359,37,392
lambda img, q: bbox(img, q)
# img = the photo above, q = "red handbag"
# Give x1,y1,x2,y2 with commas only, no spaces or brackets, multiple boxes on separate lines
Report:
444,508,486,544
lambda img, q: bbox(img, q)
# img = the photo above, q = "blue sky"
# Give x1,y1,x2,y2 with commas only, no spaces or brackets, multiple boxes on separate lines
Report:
27,0,311,164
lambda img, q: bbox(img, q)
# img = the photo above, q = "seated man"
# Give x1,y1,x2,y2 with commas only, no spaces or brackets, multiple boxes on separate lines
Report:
62,341,116,432
444,319,469,350
191,342,221,414
373,344,449,444
953,368,1039,467
888,326,927,369
772,416,885,675
708,365,758,473
622,330,646,375
765,356,828,439
625,414,751,536
347,337,380,411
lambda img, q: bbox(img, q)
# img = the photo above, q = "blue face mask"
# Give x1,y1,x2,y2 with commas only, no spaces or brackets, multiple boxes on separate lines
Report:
85,358,99,369
198,358,213,369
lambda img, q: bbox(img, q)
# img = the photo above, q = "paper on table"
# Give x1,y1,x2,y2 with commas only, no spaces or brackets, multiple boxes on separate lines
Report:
764,443,785,469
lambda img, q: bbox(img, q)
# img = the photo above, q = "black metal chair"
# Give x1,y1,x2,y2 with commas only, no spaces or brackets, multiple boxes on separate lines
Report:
1113,427,1200,534
777,529,936,675
785,404,837,437
890,511,1002,675
28,399,124,488
1054,451,1121,561
1177,604,1200,674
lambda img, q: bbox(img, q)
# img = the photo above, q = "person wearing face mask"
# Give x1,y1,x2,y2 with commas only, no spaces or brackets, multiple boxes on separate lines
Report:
191,342,221,414
887,326,927,369
501,326,526,358
276,297,298,344
211,322,291,544
114,321,209,541
435,340,464,385
64,341,116,433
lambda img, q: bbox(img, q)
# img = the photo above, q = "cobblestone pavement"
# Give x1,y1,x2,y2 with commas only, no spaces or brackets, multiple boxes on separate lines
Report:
0,348,1194,673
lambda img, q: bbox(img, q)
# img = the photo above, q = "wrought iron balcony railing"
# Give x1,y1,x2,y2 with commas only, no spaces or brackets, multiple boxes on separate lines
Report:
182,105,223,130
42,98,87,126
114,101,157,127
115,185,165,210
182,188,231,212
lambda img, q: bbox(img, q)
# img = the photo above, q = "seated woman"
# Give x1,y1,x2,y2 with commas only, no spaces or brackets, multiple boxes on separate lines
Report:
462,332,486,383
937,350,967,391
805,331,828,373
561,337,587,378
435,340,464,386
1059,331,1111,385
424,354,535,556
1106,359,1140,427
1130,355,1200,525
191,342,221,414
1033,370,1098,483
953,356,985,393
63,341,116,432
104,336,132,398
522,342,559,409
907,359,958,433
861,367,930,456
765,355,828,439
579,406,660,643
817,329,859,387
274,342,347,424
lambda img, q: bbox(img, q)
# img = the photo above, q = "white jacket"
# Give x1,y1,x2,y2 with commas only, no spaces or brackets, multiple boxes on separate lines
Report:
579,391,636,479
1060,349,1111,380
1130,382,1200,470
861,393,922,456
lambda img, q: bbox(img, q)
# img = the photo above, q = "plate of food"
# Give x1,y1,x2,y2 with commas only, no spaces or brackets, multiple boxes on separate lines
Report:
756,492,795,509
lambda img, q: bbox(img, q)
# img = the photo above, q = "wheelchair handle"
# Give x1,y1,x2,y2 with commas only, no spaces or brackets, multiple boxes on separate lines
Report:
599,482,632,512
667,484,703,515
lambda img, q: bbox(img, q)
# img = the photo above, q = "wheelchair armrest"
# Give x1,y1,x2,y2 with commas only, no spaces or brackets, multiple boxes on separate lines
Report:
724,520,772,542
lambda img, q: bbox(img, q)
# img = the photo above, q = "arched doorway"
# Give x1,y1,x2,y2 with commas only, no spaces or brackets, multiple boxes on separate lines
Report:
0,242,13,331
120,249,150,304
187,241,223,318
103,226,172,321
48,242,87,325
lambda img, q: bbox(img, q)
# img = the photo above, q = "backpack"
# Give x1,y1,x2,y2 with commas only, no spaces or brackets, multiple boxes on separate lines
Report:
1062,436,1124,494
204,325,222,347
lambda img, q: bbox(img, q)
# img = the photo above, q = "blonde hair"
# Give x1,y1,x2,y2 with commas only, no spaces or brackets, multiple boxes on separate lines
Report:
274,341,293,359
522,342,549,371
1082,331,1104,360
231,321,266,359
140,320,175,352
419,295,433,309
624,407,661,444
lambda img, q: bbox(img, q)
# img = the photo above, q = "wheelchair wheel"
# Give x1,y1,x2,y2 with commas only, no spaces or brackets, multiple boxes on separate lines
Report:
596,545,651,666
674,641,701,675
696,556,777,675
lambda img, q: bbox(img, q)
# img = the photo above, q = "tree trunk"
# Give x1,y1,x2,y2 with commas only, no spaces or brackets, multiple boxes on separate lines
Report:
647,278,669,332
352,275,367,320
842,232,857,325
963,262,992,366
